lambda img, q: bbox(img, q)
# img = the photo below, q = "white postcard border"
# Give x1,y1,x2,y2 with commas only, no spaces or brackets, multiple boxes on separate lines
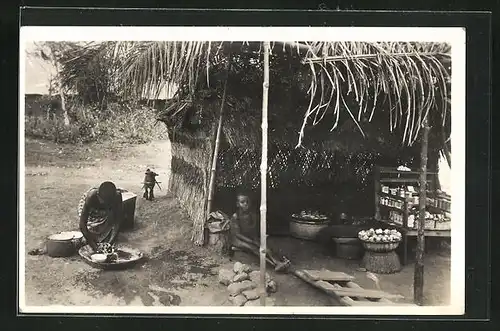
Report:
19,26,466,316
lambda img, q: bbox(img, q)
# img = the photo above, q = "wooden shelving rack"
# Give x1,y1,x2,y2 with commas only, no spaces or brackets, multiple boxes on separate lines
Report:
373,166,451,265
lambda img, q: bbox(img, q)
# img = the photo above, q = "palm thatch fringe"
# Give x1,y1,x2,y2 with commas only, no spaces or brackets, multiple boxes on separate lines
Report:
297,42,450,148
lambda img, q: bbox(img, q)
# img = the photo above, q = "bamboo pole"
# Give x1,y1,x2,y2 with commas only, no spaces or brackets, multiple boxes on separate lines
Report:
205,59,231,227
259,41,270,306
414,115,430,305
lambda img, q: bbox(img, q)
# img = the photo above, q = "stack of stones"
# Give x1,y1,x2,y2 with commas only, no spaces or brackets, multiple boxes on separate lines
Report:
218,261,278,306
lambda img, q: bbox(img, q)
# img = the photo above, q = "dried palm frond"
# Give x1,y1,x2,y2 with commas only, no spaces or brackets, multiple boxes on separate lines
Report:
297,41,451,148
111,41,212,100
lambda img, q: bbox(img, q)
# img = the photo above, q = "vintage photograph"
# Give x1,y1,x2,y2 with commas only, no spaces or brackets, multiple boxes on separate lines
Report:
19,27,465,315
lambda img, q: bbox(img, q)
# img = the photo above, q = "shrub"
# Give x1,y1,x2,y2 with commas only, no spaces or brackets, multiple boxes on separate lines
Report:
25,102,168,145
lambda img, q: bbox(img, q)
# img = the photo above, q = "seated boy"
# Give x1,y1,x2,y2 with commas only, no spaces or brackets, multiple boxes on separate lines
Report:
230,191,290,272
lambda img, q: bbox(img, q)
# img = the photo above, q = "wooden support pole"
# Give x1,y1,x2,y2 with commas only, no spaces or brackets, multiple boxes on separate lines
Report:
259,41,270,306
374,166,381,222
414,115,430,305
205,59,230,224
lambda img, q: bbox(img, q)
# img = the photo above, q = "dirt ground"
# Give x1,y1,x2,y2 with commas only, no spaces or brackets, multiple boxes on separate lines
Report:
23,137,450,308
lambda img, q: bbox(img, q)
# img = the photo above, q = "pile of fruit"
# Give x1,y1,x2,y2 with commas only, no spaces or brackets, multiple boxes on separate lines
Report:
358,228,402,243
292,210,328,220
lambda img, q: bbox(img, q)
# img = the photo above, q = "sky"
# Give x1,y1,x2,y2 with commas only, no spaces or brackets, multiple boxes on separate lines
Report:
24,41,57,95
23,41,177,99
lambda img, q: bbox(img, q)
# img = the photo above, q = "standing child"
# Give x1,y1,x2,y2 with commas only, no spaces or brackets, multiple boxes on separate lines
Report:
143,168,159,201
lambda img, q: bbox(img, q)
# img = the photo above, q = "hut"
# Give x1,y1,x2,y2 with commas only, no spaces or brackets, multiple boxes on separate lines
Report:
113,41,451,304
113,41,450,242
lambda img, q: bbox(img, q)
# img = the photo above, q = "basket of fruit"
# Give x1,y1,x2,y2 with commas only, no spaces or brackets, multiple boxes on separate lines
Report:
358,228,402,252
290,210,330,240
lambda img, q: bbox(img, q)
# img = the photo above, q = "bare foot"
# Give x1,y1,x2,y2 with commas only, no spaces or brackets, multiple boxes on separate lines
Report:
274,259,291,273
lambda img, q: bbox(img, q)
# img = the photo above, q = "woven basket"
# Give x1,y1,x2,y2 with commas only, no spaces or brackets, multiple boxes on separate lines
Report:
361,240,400,252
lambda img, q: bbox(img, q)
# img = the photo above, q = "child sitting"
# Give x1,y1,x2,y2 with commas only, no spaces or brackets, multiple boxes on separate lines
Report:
230,191,290,272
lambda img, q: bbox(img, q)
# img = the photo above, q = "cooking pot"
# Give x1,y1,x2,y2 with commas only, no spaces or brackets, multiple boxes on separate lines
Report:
46,231,84,258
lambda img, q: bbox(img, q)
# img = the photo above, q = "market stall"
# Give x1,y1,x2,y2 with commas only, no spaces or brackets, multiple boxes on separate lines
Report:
374,166,451,265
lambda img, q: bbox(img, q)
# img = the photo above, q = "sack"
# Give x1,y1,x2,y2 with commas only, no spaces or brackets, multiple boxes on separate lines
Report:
206,210,231,233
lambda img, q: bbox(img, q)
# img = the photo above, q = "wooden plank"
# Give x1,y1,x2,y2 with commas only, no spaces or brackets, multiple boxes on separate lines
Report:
379,205,405,212
378,192,408,201
332,283,371,303
343,282,414,306
302,270,355,282
405,229,451,237
316,281,403,300
378,221,451,237
293,269,411,306
380,178,432,184
346,300,416,306
315,280,339,291
379,219,405,228
340,296,356,306
338,282,415,306
291,270,346,305
378,166,437,175
331,287,405,300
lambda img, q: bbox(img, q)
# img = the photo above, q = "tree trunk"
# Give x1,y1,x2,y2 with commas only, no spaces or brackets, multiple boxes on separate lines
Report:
53,60,70,126
428,148,440,191
59,88,70,126
442,126,452,167
414,115,430,305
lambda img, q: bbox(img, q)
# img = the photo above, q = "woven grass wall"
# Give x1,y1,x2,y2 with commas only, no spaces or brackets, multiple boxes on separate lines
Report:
166,118,426,244
168,129,214,245
211,142,382,232
163,97,436,243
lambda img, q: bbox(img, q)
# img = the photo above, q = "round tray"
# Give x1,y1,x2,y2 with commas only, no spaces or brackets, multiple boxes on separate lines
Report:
361,241,401,252
79,245,145,270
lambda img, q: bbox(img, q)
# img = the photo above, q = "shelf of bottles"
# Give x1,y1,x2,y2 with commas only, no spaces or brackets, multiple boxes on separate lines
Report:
375,167,451,232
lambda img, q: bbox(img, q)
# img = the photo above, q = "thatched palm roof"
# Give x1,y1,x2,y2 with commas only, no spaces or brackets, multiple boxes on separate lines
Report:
58,40,451,164
111,41,450,157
